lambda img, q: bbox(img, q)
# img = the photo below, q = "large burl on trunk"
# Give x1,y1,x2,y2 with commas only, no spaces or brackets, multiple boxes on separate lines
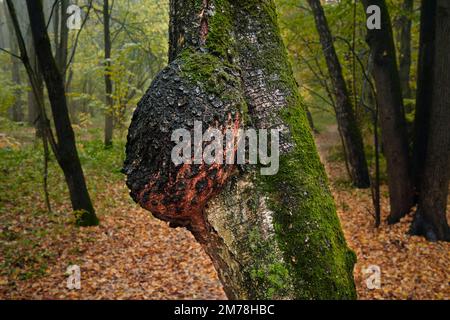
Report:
124,0,356,299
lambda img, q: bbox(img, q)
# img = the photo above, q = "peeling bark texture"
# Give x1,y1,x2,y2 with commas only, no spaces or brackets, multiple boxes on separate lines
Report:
125,0,356,299
410,0,450,242
362,0,414,224
307,0,370,189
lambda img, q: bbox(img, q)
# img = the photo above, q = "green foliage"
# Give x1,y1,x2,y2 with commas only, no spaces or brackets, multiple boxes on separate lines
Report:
276,0,420,127
0,55,22,117
61,0,169,132
0,85,15,117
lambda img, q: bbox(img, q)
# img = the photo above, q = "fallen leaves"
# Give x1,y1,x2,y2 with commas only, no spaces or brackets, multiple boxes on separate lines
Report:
0,123,448,300
0,181,225,299
316,124,450,300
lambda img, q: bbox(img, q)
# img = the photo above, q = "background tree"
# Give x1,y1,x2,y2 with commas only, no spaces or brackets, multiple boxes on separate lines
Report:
306,0,370,188
362,0,414,224
396,0,413,99
55,0,69,78
27,29,44,134
411,0,436,196
410,0,450,241
103,0,113,147
3,1,23,122
9,0,99,226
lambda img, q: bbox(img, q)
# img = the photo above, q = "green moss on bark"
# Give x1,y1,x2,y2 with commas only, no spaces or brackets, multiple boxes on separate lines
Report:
258,107,357,299
235,0,357,299
167,0,357,299
177,48,249,121
245,224,294,299
206,0,237,60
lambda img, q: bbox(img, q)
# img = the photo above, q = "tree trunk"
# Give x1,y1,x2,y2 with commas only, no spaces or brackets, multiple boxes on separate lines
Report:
397,0,413,99
10,50,23,122
56,0,68,78
307,0,370,189
26,30,44,134
25,0,98,226
362,0,414,223
103,0,113,147
9,43,23,122
4,0,23,122
124,0,356,299
410,0,450,242
412,0,436,197
53,0,59,52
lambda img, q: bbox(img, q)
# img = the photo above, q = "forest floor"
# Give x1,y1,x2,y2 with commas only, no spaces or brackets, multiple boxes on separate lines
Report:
316,124,449,300
0,117,448,299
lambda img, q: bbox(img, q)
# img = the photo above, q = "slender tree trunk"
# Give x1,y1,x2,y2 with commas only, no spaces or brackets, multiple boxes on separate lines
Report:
410,0,450,242
397,0,413,99
24,0,98,226
307,0,370,188
24,24,44,133
9,42,23,122
362,0,414,223
103,0,113,147
53,0,59,52
412,0,436,196
125,0,356,299
56,0,68,78
27,33,44,134
66,65,78,124
4,0,23,122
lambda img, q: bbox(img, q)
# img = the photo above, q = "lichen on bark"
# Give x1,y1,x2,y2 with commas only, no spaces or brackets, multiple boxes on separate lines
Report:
124,0,357,299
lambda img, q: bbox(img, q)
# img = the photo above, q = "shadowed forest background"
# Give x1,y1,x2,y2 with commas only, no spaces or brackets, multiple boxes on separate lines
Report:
0,0,448,299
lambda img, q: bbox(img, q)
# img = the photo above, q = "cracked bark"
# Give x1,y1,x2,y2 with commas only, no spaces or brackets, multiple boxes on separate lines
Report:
125,0,356,299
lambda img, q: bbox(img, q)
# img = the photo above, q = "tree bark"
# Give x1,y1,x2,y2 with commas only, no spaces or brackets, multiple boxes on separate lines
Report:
125,0,356,299
412,0,436,196
103,0,114,147
397,0,413,99
362,0,414,223
307,0,370,188
410,0,450,242
24,0,98,226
